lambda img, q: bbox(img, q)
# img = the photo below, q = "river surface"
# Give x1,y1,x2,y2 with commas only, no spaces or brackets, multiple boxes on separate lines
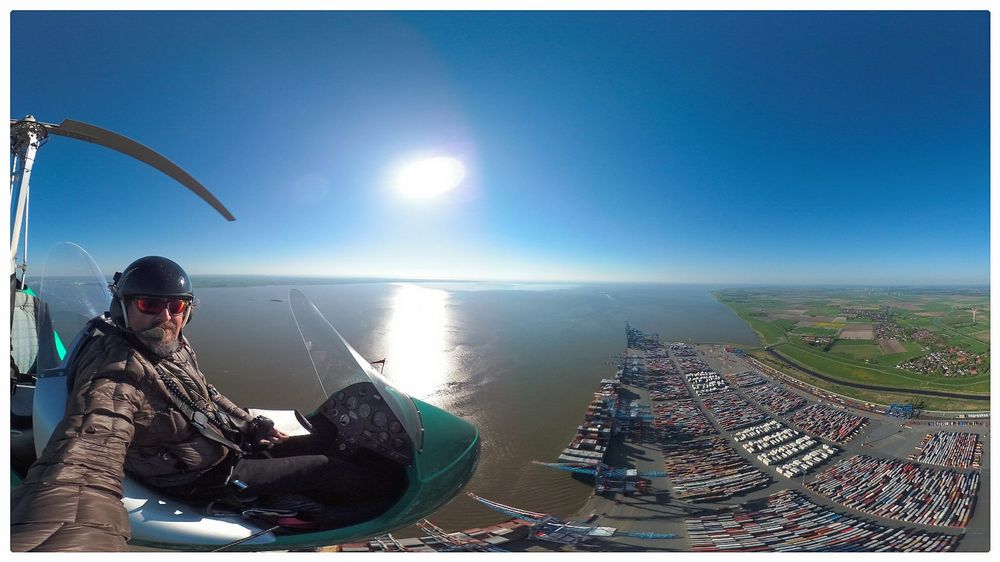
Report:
183,281,759,531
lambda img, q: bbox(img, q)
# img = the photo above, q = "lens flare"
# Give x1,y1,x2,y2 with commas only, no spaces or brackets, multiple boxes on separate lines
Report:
394,156,465,198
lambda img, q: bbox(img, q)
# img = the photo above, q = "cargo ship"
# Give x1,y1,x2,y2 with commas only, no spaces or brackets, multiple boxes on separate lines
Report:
557,378,619,465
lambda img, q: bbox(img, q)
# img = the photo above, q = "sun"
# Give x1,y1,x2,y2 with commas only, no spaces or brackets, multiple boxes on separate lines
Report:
393,156,466,198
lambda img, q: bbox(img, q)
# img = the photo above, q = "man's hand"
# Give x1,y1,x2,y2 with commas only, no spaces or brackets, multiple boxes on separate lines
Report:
248,415,287,448
258,427,289,447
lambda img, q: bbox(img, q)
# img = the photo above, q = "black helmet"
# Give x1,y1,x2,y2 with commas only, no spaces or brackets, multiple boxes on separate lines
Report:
115,256,193,299
110,256,194,329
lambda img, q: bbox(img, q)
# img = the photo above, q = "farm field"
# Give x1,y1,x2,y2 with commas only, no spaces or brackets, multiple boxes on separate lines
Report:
829,340,882,361
715,287,989,408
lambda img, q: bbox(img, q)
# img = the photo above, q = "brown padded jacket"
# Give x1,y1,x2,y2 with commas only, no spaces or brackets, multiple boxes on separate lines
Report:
10,329,254,552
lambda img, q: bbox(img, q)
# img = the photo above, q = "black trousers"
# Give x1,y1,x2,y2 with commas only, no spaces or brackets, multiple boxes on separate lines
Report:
226,437,405,525
232,453,383,502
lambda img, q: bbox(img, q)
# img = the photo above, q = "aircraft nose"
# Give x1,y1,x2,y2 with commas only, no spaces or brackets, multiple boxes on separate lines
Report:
404,399,480,515
416,401,479,480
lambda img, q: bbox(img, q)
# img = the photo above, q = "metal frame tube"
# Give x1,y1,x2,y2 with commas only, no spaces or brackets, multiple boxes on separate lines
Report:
10,151,24,274
10,143,36,274
10,151,21,192
10,125,42,276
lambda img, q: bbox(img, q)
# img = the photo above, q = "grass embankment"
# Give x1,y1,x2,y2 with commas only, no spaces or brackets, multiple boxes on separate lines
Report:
774,342,989,394
750,351,987,412
726,303,785,347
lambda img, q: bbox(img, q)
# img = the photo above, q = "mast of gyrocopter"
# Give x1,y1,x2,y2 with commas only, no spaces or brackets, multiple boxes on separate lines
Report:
10,117,47,281
9,115,236,283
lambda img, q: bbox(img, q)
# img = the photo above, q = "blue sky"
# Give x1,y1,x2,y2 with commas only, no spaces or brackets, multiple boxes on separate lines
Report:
10,11,990,284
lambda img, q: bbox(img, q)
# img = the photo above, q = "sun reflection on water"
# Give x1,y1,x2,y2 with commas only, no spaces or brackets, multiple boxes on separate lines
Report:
382,284,451,400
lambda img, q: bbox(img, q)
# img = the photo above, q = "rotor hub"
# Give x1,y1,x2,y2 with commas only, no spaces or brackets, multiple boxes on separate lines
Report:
11,116,48,154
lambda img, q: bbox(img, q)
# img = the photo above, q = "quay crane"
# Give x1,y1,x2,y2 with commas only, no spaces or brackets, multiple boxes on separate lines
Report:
598,395,652,441
367,520,507,552
466,493,676,547
532,461,666,479
532,461,665,495
603,395,654,422
369,534,408,552
414,519,507,552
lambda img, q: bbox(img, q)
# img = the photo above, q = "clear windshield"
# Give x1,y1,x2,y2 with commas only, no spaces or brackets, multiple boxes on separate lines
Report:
289,289,424,451
33,242,112,372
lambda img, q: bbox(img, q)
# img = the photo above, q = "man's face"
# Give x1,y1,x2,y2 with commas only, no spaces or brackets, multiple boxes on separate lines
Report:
127,298,188,356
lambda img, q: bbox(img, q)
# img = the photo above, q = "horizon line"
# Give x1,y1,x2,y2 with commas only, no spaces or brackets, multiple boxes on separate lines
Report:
184,273,991,288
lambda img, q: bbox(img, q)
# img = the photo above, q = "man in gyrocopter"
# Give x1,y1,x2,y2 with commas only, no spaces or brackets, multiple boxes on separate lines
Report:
11,256,399,551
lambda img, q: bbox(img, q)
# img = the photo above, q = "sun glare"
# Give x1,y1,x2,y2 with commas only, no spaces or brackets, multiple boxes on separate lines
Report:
383,284,451,399
394,156,465,198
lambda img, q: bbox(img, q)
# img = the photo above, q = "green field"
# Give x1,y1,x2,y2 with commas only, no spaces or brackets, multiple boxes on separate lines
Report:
876,341,926,366
829,340,882,361
805,304,843,316
970,330,991,343
771,319,798,332
714,287,990,409
943,330,990,354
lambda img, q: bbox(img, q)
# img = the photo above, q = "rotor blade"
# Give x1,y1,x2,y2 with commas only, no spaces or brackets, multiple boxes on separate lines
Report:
43,119,235,221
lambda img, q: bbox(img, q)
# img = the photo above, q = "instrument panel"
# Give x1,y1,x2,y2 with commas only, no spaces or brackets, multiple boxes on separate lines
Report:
318,382,414,465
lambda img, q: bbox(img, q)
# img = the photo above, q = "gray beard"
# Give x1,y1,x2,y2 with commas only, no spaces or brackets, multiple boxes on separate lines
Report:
136,326,180,357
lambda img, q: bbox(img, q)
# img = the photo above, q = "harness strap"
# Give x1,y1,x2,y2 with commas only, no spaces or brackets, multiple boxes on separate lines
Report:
154,364,245,453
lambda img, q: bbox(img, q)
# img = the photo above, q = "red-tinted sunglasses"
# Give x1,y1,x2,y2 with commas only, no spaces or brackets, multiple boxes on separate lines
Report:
133,297,191,316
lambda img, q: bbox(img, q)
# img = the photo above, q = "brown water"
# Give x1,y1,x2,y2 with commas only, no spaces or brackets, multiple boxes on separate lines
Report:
183,281,759,531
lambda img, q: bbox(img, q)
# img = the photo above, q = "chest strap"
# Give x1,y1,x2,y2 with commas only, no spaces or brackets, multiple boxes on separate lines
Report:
154,365,245,453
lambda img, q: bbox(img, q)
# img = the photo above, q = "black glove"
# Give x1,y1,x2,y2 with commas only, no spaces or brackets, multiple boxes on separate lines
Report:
247,415,276,447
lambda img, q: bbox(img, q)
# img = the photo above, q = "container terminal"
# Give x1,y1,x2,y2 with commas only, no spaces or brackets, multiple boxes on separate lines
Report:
346,324,988,552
